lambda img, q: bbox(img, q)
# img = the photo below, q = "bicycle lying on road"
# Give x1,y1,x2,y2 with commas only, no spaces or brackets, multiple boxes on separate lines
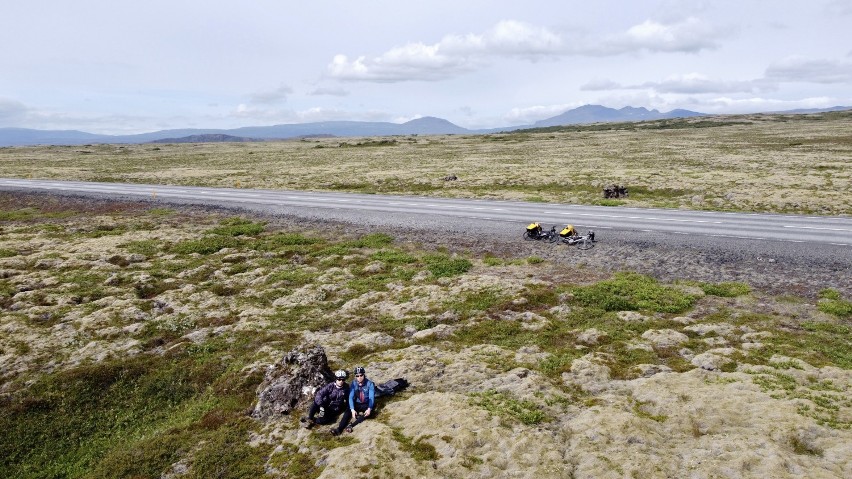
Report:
560,230,595,250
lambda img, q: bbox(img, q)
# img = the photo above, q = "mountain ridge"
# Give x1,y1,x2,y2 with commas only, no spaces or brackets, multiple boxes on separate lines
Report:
1,105,849,146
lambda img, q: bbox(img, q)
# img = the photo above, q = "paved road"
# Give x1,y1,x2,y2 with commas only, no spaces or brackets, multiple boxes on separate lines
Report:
2,178,850,247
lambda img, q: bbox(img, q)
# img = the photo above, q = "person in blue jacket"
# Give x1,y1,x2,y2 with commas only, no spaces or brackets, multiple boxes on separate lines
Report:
347,366,375,431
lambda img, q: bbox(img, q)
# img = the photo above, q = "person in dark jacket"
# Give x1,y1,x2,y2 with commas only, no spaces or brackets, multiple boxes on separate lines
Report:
301,369,352,435
346,366,376,432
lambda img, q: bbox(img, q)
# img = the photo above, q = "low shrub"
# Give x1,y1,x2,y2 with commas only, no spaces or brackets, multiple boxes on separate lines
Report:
120,239,161,256
571,272,696,313
423,254,472,278
171,235,241,255
469,390,549,425
817,289,852,319
208,217,266,237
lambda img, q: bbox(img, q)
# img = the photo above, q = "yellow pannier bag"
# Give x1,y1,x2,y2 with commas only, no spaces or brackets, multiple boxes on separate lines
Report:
560,225,577,237
527,222,541,232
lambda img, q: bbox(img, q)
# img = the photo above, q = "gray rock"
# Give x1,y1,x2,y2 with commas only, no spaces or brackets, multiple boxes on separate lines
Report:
617,311,647,322
411,324,454,340
636,364,673,377
684,323,734,337
362,261,385,273
252,345,334,420
577,328,607,345
690,348,736,371
641,329,689,349
127,253,148,263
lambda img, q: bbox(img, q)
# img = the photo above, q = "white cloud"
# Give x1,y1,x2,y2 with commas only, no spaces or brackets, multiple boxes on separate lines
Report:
641,73,769,94
503,103,580,124
765,57,852,84
439,20,564,57
231,104,393,124
583,73,768,95
248,85,293,104
328,17,723,83
580,79,624,91
703,96,845,114
617,17,722,53
0,98,28,124
309,87,350,97
826,0,852,16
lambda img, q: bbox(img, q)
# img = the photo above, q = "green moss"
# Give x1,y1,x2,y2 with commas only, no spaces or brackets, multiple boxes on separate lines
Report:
207,217,266,237
119,239,161,256
250,232,323,252
266,268,318,287
790,435,823,456
171,235,242,255
348,232,394,248
147,207,176,216
442,289,505,319
469,390,549,425
371,249,416,264
632,400,668,422
0,346,269,478
391,428,440,461
571,272,696,313
0,208,43,221
817,289,852,319
188,418,272,479
423,254,472,278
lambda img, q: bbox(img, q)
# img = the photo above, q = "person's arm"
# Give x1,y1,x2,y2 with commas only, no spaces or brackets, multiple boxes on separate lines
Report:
315,383,329,405
349,382,356,415
367,381,376,409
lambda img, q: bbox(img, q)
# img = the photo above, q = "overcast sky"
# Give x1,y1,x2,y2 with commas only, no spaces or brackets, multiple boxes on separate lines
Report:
2,0,851,134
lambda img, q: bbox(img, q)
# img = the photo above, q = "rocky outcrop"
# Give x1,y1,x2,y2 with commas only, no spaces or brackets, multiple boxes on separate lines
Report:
251,345,333,420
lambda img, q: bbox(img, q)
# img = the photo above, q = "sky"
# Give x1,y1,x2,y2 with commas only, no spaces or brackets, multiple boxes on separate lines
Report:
2,0,852,135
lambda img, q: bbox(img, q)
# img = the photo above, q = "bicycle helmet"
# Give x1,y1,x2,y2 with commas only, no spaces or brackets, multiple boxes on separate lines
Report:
334,369,348,380
354,366,366,376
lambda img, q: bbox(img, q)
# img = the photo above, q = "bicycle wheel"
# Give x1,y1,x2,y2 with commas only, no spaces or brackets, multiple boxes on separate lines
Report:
577,238,594,250
523,231,534,241
548,233,559,243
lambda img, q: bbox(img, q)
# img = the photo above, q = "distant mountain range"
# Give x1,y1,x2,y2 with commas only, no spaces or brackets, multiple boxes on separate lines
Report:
529,105,706,127
1,105,849,146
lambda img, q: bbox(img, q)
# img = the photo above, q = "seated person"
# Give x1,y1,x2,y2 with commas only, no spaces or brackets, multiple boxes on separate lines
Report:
347,366,376,431
302,369,352,436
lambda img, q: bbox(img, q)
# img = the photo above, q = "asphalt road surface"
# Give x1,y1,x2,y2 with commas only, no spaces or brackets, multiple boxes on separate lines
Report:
2,178,850,246
2,178,851,296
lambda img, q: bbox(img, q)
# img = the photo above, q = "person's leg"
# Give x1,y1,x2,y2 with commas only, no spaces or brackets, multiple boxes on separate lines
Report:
334,409,352,435
307,402,322,421
349,404,368,429
302,402,321,428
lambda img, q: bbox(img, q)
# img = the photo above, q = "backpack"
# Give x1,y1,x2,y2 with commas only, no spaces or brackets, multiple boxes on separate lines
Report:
375,378,409,398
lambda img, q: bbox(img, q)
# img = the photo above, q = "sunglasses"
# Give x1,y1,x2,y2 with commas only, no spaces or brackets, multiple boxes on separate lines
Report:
355,374,365,377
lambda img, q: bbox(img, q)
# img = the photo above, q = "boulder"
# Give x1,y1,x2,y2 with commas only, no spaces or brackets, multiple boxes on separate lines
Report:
641,329,689,349
251,344,333,420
